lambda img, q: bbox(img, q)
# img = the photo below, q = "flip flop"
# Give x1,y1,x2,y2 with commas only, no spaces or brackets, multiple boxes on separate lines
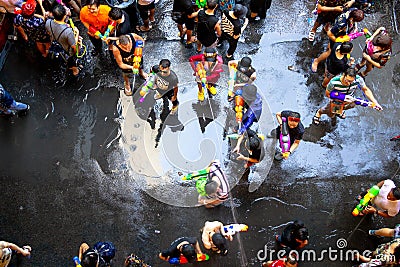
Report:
308,31,316,42
310,58,318,73
313,111,321,125
336,111,346,119
136,25,152,32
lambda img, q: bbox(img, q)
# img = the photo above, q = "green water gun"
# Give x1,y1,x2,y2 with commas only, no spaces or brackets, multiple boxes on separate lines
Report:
352,185,380,216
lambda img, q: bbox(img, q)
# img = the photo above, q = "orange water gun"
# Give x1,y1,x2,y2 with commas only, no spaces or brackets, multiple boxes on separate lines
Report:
132,40,143,75
195,62,207,90
234,89,245,124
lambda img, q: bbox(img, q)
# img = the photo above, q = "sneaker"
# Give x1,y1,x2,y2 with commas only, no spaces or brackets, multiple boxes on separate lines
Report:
198,90,205,101
208,86,217,96
154,92,162,100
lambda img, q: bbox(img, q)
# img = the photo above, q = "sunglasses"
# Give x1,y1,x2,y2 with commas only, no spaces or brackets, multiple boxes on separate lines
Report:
288,116,300,122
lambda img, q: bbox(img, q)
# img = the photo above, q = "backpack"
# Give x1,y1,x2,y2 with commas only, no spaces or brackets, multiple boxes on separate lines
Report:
48,21,69,62
93,241,116,264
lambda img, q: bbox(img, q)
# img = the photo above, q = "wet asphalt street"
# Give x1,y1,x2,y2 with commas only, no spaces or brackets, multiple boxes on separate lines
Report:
1,0,400,266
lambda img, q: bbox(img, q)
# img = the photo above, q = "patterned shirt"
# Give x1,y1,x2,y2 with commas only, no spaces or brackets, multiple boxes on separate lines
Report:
326,75,365,97
14,14,50,43
0,242,12,267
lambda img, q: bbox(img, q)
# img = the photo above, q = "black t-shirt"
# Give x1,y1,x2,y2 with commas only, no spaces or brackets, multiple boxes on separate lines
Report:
114,11,132,37
196,10,219,47
275,110,305,144
161,237,198,259
155,70,179,93
173,0,193,16
326,42,349,75
247,129,264,161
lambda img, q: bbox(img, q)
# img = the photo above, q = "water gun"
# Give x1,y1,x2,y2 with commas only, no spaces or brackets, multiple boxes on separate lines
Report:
168,253,209,264
222,224,249,236
329,91,380,110
352,185,380,216
363,28,372,39
195,62,207,92
132,40,144,75
73,256,82,267
279,117,291,159
390,135,400,141
139,73,157,103
234,89,245,124
182,167,210,181
101,21,116,40
335,31,365,43
228,62,237,99
88,26,102,38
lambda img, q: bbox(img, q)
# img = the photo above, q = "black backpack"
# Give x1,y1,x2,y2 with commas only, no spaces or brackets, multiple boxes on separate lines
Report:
48,20,69,62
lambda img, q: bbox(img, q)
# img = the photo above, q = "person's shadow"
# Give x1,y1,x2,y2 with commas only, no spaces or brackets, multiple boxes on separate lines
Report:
191,98,220,133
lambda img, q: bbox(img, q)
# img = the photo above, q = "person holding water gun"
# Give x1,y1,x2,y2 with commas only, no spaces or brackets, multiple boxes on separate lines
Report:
269,111,304,160
357,179,400,218
189,47,223,101
80,0,111,56
159,237,204,264
111,33,147,96
311,8,364,73
0,240,31,267
201,221,234,255
313,67,382,124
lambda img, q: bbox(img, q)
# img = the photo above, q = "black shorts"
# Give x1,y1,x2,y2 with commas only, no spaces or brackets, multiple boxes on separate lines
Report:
138,2,155,21
67,55,77,68
176,15,195,30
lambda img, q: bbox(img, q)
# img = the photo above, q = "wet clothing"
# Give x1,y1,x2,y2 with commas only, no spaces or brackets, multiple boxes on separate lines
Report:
326,74,365,97
219,10,242,56
0,242,12,267
189,54,223,84
330,8,357,37
155,70,179,106
14,14,50,43
45,19,76,56
364,37,391,66
316,0,348,25
372,238,400,263
275,110,305,145
138,0,155,21
207,161,229,201
373,179,400,217
246,129,264,163
113,11,132,37
80,5,111,52
326,42,350,76
238,93,262,134
278,222,308,250
160,237,198,259
172,0,195,30
196,10,219,47
80,5,111,34
113,34,142,74
236,65,256,84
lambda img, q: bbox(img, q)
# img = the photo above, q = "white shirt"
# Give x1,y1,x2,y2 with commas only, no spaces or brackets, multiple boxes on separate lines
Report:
373,179,400,216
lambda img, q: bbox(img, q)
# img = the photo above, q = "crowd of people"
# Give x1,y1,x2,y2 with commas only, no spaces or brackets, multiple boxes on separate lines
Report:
0,0,398,265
